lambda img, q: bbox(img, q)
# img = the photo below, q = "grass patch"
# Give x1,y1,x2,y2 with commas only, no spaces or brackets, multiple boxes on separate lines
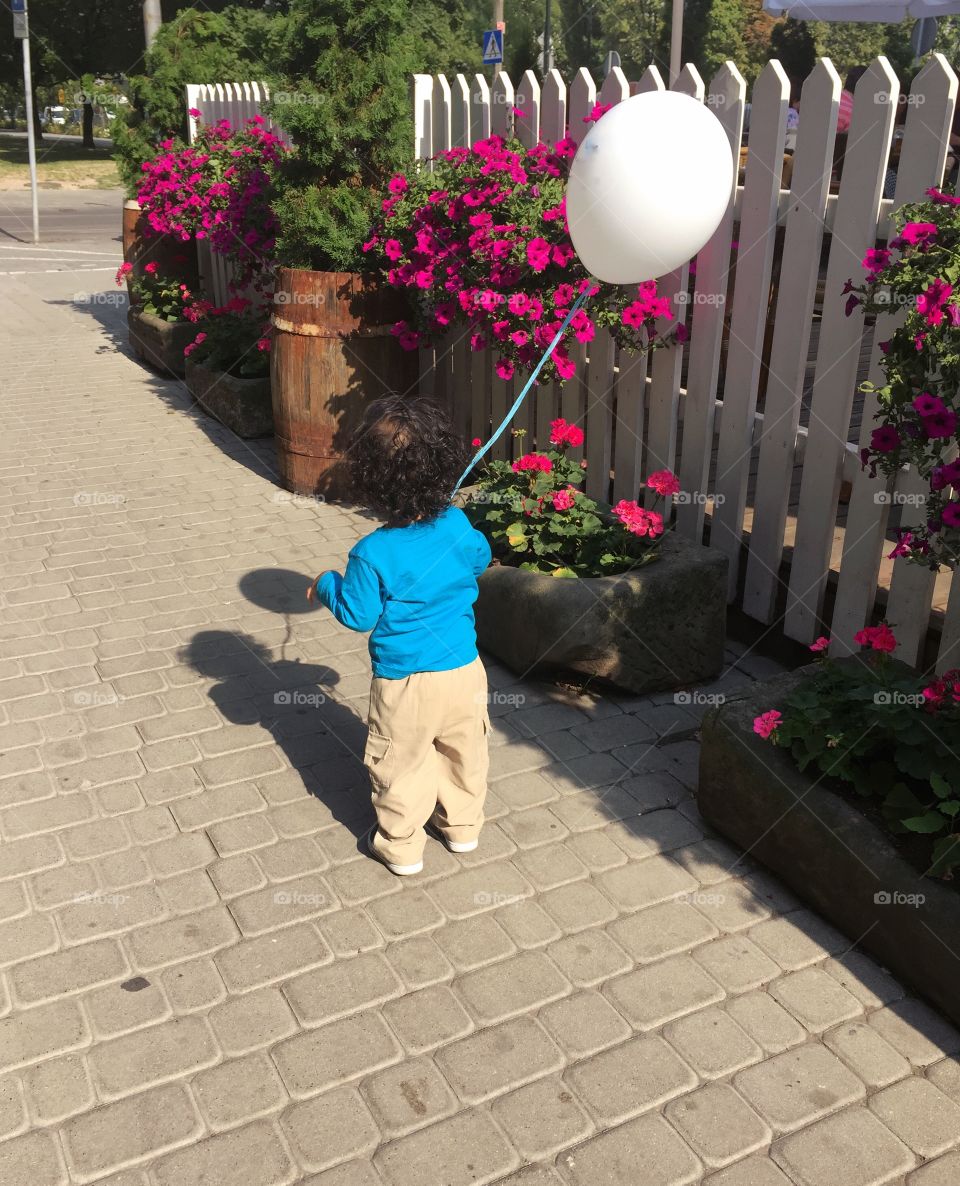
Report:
0,135,119,189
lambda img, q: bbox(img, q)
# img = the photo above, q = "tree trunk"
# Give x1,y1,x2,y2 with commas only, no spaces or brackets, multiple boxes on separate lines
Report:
82,102,95,148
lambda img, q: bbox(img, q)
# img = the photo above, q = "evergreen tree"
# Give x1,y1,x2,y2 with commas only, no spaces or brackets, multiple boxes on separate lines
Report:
269,0,421,271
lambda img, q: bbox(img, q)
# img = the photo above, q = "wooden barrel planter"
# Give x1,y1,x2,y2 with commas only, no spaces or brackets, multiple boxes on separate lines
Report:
270,268,418,500
122,199,200,298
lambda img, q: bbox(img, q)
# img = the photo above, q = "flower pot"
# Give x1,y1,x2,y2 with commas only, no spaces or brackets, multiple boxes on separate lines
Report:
474,532,728,694
185,356,273,438
122,199,200,299
127,307,196,378
698,667,960,1029
270,268,418,501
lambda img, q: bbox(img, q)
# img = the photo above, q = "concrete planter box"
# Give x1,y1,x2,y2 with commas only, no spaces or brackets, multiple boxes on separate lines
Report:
127,308,195,379
474,532,728,694
185,357,272,439
698,668,960,1027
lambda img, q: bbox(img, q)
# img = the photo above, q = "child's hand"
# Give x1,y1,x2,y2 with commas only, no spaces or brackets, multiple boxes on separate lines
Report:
306,574,326,604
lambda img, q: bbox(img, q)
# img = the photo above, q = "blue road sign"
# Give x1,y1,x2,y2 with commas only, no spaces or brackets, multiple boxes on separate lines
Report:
12,0,26,12
482,29,503,66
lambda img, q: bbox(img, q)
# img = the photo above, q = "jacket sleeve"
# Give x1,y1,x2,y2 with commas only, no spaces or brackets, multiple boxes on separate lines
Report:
316,554,383,633
468,527,493,576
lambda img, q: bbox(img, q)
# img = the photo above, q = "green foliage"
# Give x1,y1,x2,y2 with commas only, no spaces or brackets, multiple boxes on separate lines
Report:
268,0,420,272
464,430,668,578
190,307,271,378
129,270,194,322
113,6,287,196
771,654,960,878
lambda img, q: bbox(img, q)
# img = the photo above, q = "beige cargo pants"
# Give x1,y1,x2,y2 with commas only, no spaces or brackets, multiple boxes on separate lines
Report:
364,657,490,866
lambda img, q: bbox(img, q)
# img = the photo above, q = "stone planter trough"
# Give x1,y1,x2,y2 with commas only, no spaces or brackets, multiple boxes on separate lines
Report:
185,357,273,439
127,308,195,379
698,668,960,1028
474,532,728,694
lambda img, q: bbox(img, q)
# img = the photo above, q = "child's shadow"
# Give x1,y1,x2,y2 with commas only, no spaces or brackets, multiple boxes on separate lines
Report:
181,628,373,841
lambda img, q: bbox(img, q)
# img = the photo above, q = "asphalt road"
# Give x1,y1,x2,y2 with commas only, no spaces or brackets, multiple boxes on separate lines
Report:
0,188,122,271
0,130,113,150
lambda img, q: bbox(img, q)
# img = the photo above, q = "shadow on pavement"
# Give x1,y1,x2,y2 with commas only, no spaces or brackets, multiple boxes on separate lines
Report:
45,285,280,485
182,628,373,844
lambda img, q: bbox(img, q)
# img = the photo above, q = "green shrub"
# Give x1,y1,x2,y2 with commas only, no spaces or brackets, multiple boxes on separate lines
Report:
267,0,420,272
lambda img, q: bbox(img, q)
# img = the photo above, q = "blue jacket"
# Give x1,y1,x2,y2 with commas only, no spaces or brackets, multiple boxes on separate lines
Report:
317,506,492,679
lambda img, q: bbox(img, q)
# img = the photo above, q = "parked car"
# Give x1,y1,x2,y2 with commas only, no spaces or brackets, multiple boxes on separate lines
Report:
41,106,67,126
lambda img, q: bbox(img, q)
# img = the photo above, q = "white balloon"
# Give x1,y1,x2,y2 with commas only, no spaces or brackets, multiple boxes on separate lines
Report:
566,91,734,285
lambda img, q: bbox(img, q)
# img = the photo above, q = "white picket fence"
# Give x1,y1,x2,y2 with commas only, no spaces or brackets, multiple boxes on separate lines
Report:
411,58,960,671
184,83,291,305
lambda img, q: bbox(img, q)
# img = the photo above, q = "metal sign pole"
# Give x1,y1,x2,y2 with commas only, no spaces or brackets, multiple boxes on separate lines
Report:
13,0,39,244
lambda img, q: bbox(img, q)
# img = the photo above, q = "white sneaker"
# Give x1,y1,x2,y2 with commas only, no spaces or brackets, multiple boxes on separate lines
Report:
426,822,479,854
366,827,423,876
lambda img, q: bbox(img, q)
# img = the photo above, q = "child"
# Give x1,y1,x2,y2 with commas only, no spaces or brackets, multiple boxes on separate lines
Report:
307,396,492,875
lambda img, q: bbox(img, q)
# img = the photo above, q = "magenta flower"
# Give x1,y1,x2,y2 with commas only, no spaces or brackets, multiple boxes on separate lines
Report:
809,636,830,653
388,175,408,195
854,624,897,653
870,426,901,453
943,503,960,529
512,452,552,474
644,469,681,497
900,222,937,248
912,393,945,417
753,711,782,739
549,418,584,448
551,487,575,511
526,237,551,272
923,409,957,438
496,359,514,381
917,279,952,326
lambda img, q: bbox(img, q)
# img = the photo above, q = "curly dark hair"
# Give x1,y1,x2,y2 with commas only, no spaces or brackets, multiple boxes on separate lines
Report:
349,396,469,528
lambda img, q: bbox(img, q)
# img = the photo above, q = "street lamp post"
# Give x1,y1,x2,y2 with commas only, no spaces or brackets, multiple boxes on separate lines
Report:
142,0,162,50
12,0,38,244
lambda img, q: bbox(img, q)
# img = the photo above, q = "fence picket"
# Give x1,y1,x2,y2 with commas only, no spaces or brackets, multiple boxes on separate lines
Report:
567,69,597,144
675,62,744,542
451,74,472,147
540,70,567,145
584,331,617,500
784,57,900,643
742,59,840,622
599,66,631,108
515,71,541,147
470,74,491,142
711,61,790,599
412,74,433,161
937,572,960,673
491,73,515,139
471,349,491,446
612,349,649,502
645,65,703,516
432,75,452,157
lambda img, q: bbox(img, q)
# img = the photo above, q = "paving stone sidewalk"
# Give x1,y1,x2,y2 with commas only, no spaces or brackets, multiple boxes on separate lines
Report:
1,254,959,1186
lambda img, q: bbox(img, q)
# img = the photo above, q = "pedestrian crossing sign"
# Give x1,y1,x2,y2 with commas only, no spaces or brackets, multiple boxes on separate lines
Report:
482,29,503,65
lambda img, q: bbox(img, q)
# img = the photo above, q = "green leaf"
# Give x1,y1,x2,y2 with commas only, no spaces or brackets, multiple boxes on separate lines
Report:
902,811,948,834
550,566,578,579
931,771,952,799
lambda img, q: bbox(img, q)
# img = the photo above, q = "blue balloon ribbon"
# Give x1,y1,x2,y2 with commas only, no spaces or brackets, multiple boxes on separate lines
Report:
452,287,592,493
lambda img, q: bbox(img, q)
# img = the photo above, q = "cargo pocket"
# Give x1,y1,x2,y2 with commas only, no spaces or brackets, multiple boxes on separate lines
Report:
363,731,393,794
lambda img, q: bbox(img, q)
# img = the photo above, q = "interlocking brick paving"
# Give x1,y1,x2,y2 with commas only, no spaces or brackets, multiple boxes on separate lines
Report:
0,213,958,1184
